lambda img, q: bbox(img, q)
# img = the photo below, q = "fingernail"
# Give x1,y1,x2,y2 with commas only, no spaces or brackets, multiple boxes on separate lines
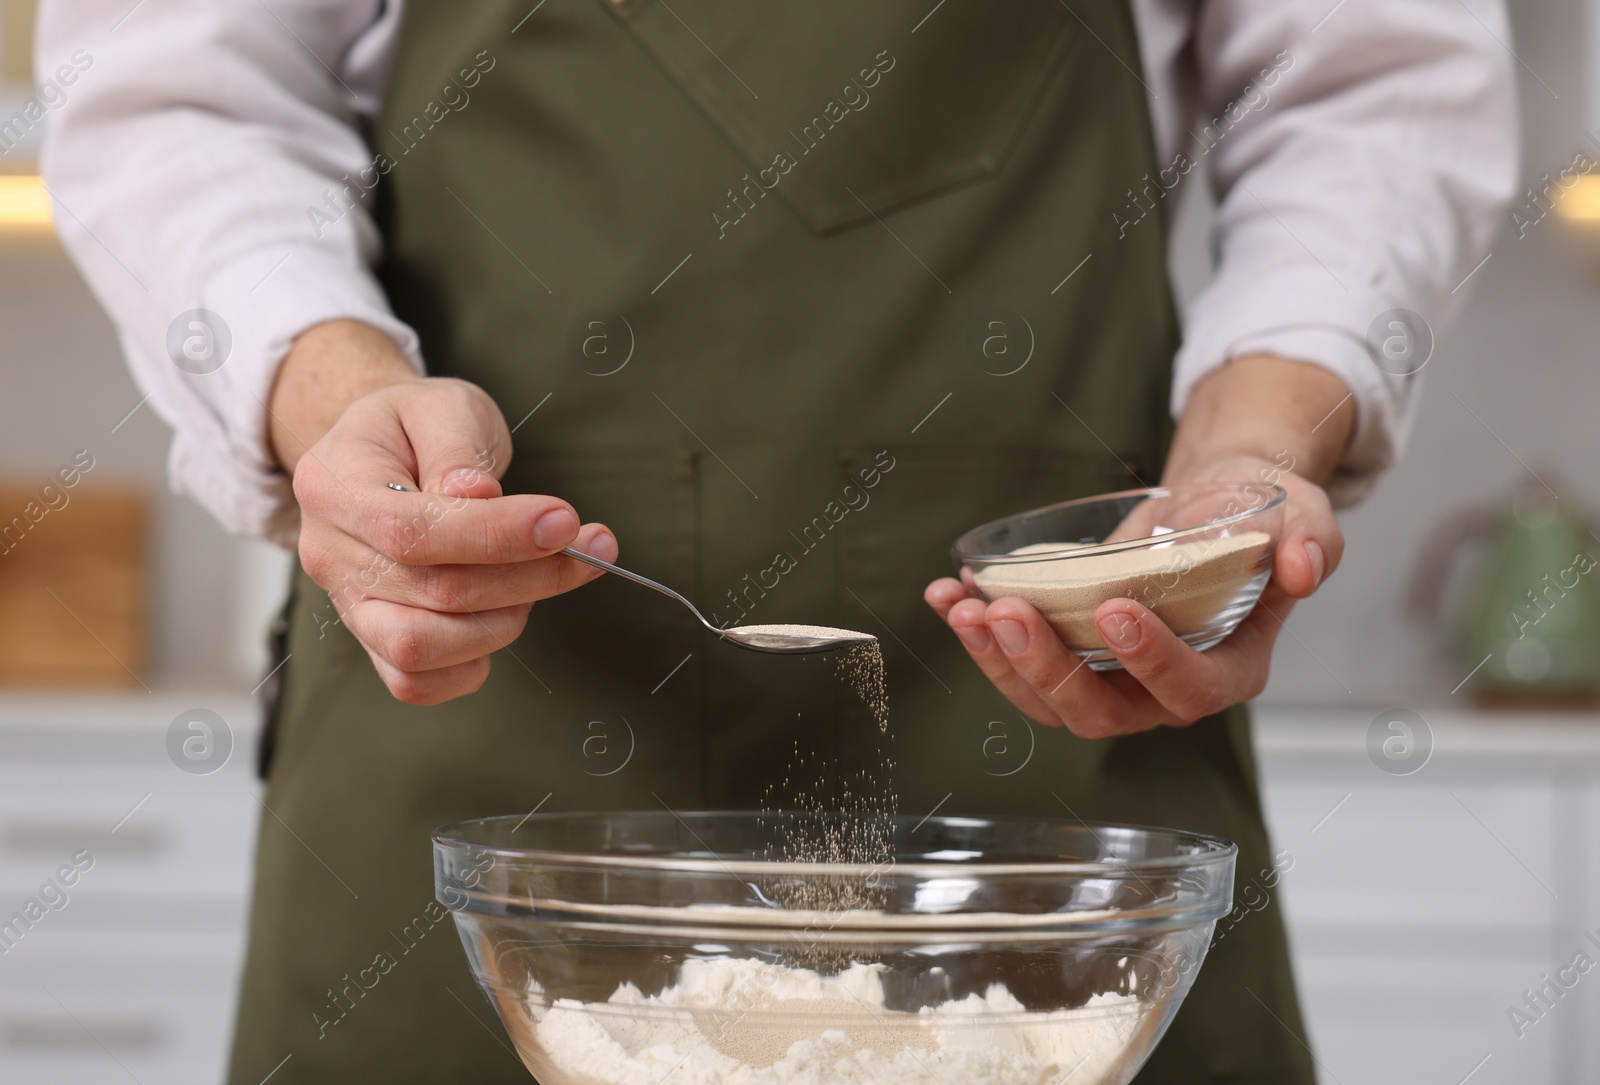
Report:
991,620,1029,655
1304,540,1325,587
1096,611,1141,652
532,508,578,549
441,467,481,493
584,530,618,563
955,627,991,653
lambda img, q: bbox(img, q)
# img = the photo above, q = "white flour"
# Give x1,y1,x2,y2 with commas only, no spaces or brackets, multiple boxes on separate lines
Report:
524,958,1144,1085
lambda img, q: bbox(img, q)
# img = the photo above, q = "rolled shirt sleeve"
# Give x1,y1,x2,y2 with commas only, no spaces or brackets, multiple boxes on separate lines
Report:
1147,0,1519,503
37,0,421,544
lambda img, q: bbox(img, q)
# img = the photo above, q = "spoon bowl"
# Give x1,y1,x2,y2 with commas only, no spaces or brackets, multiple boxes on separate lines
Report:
715,624,878,654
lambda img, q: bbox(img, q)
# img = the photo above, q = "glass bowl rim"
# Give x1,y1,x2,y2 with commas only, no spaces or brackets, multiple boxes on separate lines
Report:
433,811,1238,879
951,482,1286,564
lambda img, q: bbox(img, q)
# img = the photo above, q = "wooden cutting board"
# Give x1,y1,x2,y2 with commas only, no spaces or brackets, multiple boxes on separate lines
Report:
0,487,148,687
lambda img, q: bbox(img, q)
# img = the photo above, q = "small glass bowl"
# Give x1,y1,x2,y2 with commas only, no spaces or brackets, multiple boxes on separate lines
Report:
435,812,1236,1085
952,482,1285,671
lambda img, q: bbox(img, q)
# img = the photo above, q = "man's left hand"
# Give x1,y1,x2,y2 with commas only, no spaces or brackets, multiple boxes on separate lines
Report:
923,355,1354,739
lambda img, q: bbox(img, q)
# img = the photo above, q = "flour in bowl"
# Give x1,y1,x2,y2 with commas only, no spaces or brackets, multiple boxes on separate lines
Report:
523,958,1145,1085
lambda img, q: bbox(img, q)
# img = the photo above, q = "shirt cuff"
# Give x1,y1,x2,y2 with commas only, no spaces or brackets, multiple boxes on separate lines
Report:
172,245,424,546
1172,266,1413,507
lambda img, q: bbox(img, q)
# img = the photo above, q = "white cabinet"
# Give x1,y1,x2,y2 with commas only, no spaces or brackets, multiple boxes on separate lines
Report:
0,695,259,1085
1255,704,1600,1085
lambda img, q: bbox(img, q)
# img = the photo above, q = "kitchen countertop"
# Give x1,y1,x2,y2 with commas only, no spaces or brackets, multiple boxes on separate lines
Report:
0,692,261,766
0,691,1594,754
1252,700,1600,770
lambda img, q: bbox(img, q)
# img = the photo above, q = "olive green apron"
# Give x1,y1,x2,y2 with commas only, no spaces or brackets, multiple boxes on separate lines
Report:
228,2,1312,1082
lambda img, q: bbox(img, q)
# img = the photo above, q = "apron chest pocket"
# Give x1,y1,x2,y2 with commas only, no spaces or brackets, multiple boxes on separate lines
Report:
604,0,1076,233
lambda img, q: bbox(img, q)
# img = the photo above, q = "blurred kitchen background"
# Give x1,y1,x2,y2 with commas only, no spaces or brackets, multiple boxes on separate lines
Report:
1,0,1598,1083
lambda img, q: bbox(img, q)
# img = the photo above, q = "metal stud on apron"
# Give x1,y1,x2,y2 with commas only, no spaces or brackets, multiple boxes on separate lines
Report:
228,2,1314,1082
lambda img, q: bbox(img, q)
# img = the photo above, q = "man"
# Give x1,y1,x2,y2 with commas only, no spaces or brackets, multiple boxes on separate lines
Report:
41,1,1514,1082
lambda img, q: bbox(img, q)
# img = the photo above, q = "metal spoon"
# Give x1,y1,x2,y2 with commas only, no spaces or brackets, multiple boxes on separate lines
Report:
559,548,875,655
386,483,874,655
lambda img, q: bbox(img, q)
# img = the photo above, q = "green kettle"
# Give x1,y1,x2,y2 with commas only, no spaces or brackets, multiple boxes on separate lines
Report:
1410,475,1600,704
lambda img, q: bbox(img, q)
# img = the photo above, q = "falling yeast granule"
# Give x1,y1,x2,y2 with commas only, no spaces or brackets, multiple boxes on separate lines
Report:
761,746,896,917
723,624,885,730
834,641,888,733
759,637,895,926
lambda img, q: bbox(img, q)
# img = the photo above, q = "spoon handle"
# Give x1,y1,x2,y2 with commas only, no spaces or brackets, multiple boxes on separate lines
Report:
561,548,718,633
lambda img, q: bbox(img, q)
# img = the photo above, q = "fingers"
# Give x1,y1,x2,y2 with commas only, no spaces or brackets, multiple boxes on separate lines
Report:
297,453,588,565
940,596,1067,727
927,581,1166,738
1208,580,1298,673
307,522,617,612
306,518,616,709
1091,598,1269,724
928,587,1270,738
980,597,1160,738
923,577,972,622
394,377,514,491
1272,477,1342,599
367,651,493,707
293,379,583,566
345,598,533,674
373,491,582,565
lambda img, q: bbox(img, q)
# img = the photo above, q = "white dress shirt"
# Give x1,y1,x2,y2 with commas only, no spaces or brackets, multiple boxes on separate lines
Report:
36,0,1517,544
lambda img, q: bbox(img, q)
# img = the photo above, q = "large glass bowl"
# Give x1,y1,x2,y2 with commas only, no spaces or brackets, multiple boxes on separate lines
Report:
435,812,1236,1085
952,482,1285,670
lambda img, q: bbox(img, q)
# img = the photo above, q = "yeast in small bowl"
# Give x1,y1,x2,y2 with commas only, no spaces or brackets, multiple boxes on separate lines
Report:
952,483,1285,671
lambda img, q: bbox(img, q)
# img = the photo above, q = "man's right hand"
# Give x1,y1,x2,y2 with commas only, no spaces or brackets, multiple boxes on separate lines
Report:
269,320,616,705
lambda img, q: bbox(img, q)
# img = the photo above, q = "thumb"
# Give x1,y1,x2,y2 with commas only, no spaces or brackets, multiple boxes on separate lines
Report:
396,380,513,498
1274,476,1342,599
